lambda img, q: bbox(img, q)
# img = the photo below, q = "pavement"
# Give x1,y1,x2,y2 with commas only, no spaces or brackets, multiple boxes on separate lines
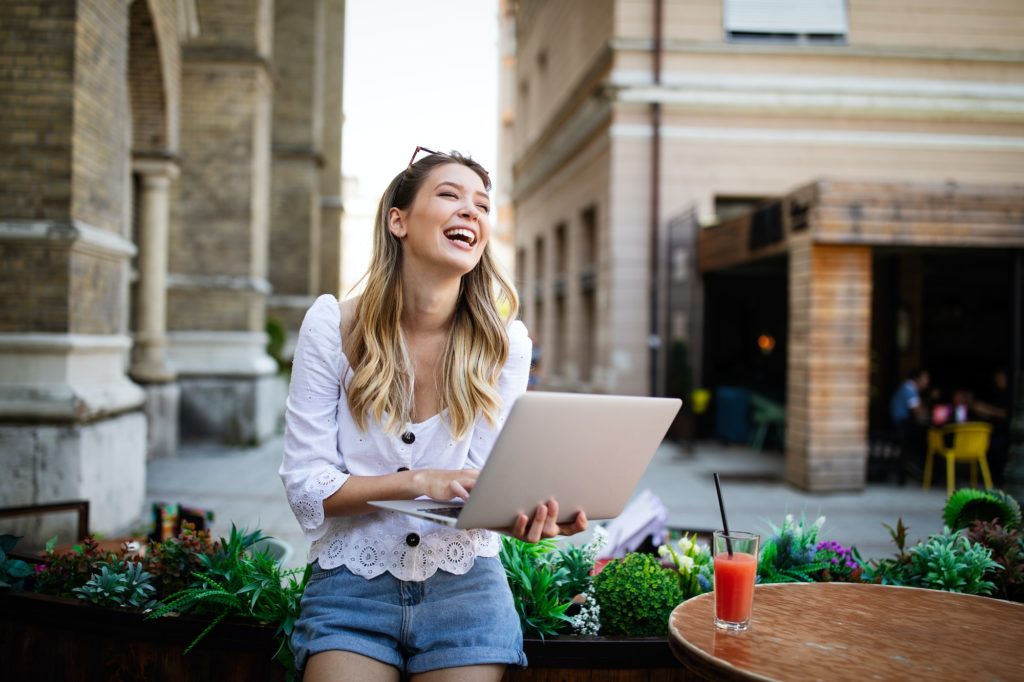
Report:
144,433,950,571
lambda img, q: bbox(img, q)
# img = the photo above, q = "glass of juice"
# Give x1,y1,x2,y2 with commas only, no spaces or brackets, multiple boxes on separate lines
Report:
713,530,759,631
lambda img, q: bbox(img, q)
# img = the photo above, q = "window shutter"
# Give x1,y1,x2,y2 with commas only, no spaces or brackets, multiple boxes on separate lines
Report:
725,0,848,35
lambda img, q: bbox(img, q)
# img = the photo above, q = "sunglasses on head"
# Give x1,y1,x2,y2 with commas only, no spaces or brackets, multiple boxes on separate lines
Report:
407,146,440,167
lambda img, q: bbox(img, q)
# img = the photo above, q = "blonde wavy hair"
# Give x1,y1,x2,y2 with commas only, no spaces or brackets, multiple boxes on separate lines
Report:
345,151,519,439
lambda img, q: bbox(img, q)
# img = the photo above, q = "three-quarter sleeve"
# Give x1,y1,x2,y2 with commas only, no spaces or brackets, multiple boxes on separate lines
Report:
279,295,350,541
466,320,532,469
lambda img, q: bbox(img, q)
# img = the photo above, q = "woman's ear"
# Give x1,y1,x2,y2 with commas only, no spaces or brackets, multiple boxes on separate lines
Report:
387,207,407,239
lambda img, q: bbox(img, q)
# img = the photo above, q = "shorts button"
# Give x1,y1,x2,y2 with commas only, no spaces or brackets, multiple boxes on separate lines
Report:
406,533,420,547
397,466,409,472
402,432,416,444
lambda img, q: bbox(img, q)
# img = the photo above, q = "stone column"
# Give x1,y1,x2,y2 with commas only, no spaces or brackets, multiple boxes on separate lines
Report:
169,0,279,445
318,0,346,299
132,156,179,460
0,0,146,544
268,0,327,346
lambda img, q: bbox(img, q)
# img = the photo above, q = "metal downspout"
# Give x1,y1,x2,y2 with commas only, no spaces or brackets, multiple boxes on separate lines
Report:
648,0,664,396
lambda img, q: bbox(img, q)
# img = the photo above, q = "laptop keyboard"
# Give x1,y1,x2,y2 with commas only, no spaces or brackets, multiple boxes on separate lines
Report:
417,506,463,519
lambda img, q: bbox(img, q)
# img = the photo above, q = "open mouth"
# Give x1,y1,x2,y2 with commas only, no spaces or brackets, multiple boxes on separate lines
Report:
443,228,477,247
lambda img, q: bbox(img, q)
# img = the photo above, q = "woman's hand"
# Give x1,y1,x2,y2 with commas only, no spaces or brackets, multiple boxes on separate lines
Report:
511,500,588,543
412,468,479,501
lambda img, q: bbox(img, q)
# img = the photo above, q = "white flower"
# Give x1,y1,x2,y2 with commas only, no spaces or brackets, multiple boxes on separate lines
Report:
657,545,669,558
679,555,695,572
813,515,826,531
677,536,693,553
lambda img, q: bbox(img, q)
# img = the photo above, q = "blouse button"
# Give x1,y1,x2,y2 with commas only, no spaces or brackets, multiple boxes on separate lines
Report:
397,467,409,472
402,432,416,444
406,533,420,547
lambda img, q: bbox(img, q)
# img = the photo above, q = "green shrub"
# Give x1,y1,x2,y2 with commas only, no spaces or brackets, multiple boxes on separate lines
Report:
758,515,831,583
593,552,683,636
499,537,573,639
73,561,157,609
967,520,1024,602
0,535,33,590
944,488,1021,531
34,536,120,598
860,518,914,586
658,533,713,599
146,525,309,674
142,521,219,596
907,527,1001,595
266,317,289,372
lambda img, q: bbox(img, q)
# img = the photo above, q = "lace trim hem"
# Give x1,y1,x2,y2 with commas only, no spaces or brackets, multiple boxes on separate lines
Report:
292,468,347,531
310,528,500,581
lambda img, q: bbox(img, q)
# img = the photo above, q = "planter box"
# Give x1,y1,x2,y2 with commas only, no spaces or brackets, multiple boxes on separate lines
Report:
1,591,688,681
1,591,286,682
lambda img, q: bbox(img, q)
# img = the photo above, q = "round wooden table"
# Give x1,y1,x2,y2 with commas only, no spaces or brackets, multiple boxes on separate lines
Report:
669,583,1024,681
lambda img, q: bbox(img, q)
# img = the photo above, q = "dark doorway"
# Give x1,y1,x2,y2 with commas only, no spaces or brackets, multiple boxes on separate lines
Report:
702,255,789,417
870,247,1017,431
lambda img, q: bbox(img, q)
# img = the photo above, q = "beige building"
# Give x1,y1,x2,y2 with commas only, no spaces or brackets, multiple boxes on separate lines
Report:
0,0,345,542
506,0,1024,489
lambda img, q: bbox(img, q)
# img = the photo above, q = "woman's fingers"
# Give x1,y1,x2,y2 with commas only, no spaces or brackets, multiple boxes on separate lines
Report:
543,499,560,537
512,513,529,538
560,510,588,536
450,479,469,500
526,503,547,543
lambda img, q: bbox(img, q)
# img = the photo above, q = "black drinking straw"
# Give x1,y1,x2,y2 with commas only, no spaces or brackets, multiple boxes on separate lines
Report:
713,472,734,556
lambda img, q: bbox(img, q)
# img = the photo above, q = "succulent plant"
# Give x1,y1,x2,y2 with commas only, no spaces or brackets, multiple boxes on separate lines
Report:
944,488,1021,531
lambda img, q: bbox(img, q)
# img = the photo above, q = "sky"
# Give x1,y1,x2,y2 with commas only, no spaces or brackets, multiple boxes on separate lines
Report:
342,0,500,202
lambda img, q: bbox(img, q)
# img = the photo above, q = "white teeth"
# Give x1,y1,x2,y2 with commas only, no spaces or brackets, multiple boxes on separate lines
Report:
443,228,476,245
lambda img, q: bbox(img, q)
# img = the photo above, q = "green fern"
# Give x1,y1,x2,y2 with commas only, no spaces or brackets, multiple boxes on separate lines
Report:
499,537,573,639
944,489,1021,531
146,524,308,675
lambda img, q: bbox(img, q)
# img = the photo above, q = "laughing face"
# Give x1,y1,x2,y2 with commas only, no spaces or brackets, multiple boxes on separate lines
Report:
388,163,491,277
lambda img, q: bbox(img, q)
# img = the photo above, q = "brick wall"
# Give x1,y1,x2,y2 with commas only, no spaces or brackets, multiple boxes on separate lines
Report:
170,4,273,335
0,1,75,222
270,160,319,295
71,0,130,234
193,0,273,58
0,242,70,333
128,0,167,152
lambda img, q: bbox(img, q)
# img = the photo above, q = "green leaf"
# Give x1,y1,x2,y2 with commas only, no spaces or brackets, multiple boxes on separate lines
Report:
6,561,33,579
0,535,20,554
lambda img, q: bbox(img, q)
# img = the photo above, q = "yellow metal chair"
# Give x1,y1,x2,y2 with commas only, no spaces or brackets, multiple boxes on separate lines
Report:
922,422,994,495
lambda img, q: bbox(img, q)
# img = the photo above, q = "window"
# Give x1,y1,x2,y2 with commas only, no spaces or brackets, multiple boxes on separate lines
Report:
714,196,769,224
515,246,526,291
554,223,567,275
724,0,847,44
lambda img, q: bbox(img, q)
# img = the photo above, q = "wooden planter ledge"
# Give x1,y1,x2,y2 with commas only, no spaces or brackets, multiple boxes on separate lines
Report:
1,591,688,681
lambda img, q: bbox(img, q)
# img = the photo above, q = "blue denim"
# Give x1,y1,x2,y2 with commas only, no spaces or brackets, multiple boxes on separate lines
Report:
290,556,526,674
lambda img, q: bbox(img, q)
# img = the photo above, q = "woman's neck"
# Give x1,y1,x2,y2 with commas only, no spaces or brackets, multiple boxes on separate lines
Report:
400,267,460,336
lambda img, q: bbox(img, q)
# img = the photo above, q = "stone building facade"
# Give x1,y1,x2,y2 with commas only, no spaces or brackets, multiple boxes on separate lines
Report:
505,0,1024,489
0,0,345,542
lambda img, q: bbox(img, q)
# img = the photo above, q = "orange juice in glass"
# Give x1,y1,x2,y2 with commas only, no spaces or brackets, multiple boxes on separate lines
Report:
713,531,759,631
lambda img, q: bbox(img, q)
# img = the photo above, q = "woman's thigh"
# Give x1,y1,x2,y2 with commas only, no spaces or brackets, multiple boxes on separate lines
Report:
304,651,401,682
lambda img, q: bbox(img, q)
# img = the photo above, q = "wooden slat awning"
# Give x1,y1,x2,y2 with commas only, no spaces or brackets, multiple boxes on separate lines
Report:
699,179,1024,273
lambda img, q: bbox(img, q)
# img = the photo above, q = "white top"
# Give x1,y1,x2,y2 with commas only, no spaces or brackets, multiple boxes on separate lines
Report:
279,294,531,581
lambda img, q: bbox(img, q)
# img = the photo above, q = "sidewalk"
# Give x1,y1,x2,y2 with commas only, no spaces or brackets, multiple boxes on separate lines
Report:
145,435,949,570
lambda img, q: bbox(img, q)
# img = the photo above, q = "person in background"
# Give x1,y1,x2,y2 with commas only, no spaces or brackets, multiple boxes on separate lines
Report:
971,368,1011,485
890,368,931,476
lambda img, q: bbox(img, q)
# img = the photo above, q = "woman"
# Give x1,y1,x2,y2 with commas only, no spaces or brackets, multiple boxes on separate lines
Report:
280,149,587,681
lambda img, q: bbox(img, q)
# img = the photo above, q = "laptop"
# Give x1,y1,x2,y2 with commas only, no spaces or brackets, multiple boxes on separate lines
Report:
368,392,681,531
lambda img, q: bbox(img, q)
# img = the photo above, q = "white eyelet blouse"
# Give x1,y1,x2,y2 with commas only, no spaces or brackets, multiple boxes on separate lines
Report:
279,294,532,581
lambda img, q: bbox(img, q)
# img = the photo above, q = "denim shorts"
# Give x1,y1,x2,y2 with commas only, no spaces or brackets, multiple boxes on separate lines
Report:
290,556,527,674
